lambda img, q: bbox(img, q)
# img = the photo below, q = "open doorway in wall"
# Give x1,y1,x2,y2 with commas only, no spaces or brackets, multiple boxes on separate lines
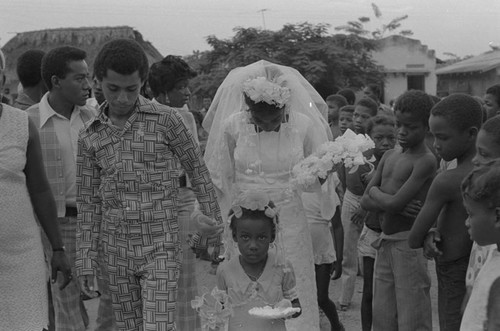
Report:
407,74,425,91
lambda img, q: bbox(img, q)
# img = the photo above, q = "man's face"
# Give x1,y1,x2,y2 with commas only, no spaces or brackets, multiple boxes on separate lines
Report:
100,69,142,117
56,60,91,107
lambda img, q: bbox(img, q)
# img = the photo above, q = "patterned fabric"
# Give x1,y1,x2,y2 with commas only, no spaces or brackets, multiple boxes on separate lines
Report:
0,104,48,330
76,96,222,330
26,94,96,330
26,95,96,217
51,216,86,331
175,188,200,330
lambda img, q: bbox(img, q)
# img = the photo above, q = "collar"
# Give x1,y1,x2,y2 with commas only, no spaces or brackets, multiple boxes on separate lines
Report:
91,95,165,126
39,92,81,128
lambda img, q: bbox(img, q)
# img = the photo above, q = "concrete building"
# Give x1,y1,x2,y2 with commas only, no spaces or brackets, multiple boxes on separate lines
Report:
372,35,437,103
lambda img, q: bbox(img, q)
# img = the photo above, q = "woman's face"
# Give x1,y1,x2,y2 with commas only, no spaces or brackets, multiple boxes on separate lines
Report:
250,108,285,132
167,79,191,108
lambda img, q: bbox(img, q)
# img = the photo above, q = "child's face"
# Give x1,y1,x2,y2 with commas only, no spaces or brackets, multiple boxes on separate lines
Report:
472,129,500,166
464,196,499,246
327,101,340,123
353,105,374,134
339,111,354,133
483,93,500,119
395,110,427,150
370,124,397,158
233,217,273,265
429,114,474,162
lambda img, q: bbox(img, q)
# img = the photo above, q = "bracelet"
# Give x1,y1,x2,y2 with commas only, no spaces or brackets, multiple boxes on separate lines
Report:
53,247,65,252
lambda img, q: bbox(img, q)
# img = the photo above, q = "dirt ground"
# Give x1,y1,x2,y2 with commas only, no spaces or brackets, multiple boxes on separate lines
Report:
85,259,440,330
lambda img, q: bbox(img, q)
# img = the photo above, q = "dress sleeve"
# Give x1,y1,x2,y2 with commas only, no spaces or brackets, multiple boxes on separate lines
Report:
75,134,102,277
205,115,237,217
282,259,299,301
164,110,222,225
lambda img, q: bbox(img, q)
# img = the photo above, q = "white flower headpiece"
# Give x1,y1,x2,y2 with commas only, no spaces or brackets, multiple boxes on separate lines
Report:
242,76,291,108
228,190,279,222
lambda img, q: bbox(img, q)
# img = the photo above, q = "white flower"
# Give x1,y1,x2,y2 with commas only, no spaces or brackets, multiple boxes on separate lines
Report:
242,76,291,108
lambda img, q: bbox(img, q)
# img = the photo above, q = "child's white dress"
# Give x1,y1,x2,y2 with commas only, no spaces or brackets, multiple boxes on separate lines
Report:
217,251,298,331
461,248,500,330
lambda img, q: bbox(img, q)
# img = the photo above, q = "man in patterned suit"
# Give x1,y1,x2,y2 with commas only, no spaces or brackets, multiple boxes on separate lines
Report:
76,39,223,331
26,46,96,331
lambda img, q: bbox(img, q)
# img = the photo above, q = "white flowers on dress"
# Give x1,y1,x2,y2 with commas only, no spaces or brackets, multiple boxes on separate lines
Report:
242,76,291,108
291,129,375,188
191,286,233,331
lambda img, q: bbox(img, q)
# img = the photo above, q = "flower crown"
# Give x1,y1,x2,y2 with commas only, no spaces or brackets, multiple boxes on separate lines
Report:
229,190,279,222
242,76,291,108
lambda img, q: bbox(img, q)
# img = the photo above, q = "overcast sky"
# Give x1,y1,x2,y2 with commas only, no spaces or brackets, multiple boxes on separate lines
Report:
1,0,500,59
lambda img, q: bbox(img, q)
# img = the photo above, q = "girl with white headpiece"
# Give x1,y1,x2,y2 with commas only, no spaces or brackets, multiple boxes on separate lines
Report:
204,60,333,330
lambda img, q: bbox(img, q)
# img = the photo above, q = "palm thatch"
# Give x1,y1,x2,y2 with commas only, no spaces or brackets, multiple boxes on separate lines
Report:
1,26,163,91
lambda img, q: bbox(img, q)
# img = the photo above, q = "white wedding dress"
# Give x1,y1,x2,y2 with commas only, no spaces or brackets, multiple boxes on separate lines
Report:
207,110,321,330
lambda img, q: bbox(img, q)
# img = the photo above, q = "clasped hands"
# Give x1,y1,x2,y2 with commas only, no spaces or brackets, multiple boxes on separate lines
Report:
191,209,224,238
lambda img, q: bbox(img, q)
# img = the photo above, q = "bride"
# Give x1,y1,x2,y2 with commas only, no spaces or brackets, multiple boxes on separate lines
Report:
204,60,332,330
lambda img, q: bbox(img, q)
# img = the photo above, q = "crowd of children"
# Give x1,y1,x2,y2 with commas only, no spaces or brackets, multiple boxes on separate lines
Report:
4,38,500,331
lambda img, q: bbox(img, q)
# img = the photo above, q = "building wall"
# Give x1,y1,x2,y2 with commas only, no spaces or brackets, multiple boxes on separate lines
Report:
372,36,437,103
437,69,500,97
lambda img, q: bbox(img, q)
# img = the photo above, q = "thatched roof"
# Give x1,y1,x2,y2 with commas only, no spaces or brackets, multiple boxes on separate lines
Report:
1,26,163,90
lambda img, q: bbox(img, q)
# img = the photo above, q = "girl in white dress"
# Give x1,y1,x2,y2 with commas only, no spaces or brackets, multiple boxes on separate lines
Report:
204,60,333,330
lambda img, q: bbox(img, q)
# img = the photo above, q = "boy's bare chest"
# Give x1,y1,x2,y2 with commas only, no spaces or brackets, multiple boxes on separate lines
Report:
382,155,414,184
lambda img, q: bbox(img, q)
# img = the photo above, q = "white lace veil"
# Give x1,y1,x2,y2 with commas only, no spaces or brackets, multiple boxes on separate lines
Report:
203,60,332,217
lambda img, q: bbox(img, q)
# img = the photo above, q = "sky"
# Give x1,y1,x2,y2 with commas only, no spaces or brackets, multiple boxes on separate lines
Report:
1,0,500,59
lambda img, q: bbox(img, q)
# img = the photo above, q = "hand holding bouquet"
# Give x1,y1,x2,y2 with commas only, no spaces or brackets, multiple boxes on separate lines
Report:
291,129,375,188
191,287,233,331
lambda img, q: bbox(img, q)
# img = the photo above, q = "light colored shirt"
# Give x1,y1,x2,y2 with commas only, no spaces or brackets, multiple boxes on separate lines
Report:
26,93,96,216
38,94,85,206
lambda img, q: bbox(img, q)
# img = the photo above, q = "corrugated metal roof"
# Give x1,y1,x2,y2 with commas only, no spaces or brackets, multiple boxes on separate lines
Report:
436,49,500,75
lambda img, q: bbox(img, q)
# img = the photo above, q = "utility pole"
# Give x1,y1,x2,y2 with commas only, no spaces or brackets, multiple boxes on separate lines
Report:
257,9,268,29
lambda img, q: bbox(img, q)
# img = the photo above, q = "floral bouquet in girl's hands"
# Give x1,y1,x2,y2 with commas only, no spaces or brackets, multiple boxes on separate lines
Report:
291,129,375,188
191,286,233,331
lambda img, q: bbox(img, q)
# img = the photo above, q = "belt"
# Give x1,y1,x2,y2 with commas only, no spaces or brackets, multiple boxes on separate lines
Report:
65,206,78,217
179,175,187,188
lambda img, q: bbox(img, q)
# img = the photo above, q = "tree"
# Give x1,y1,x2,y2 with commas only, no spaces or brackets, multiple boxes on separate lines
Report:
185,22,384,99
335,3,413,40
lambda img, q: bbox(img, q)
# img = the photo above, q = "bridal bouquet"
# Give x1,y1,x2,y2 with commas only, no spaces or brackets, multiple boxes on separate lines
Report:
191,286,233,331
291,129,375,187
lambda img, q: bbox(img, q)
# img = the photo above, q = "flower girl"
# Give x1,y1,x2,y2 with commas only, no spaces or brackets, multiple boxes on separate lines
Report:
216,191,301,330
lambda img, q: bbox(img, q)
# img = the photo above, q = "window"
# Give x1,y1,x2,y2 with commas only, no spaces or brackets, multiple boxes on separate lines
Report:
407,75,425,91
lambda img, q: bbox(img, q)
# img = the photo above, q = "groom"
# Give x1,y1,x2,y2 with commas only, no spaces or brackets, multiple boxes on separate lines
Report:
75,38,222,331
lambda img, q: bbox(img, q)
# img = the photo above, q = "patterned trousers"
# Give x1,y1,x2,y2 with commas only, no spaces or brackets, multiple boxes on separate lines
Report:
51,216,87,331
101,222,181,331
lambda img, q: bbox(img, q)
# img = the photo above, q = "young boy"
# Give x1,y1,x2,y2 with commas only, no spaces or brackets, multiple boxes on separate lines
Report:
460,160,500,330
338,97,378,311
338,105,355,135
326,94,348,139
360,90,437,331
408,94,482,331
483,84,500,119
75,39,223,331
357,115,397,331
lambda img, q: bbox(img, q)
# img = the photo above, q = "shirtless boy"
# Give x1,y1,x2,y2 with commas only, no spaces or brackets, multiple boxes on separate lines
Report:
408,94,483,331
360,90,436,331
